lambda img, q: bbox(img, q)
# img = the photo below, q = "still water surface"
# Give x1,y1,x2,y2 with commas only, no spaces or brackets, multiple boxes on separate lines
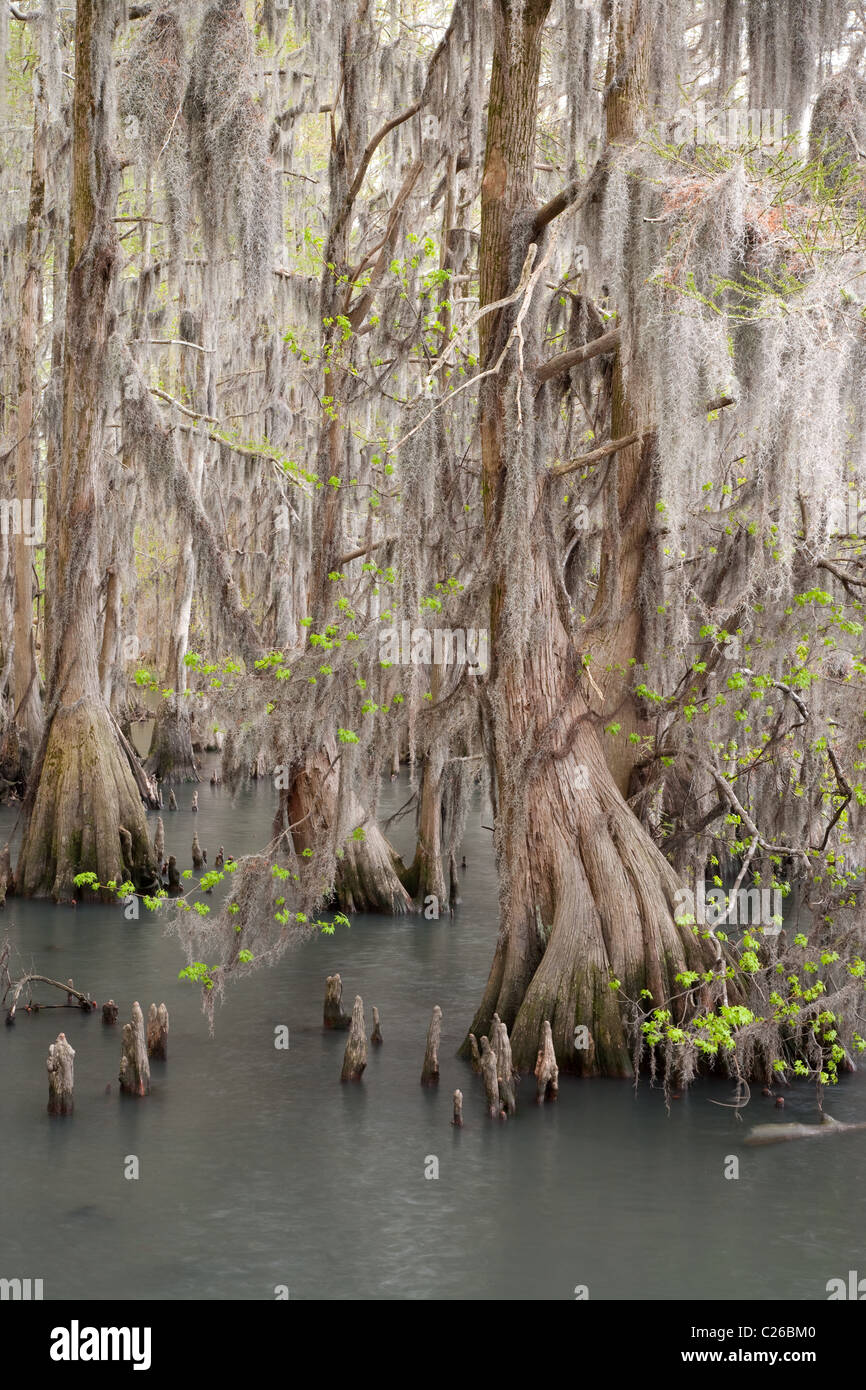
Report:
0,765,863,1300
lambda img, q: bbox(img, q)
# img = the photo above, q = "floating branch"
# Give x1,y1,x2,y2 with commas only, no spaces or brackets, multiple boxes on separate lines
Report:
2,943,96,1023
744,1115,866,1146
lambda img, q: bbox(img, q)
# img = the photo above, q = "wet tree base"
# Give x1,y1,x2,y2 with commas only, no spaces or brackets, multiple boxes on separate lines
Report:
16,698,158,901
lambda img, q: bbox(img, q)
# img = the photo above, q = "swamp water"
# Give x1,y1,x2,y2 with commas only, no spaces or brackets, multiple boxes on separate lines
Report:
0,766,863,1300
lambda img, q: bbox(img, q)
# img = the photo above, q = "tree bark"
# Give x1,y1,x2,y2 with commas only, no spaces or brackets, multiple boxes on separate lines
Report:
11,77,47,775
15,0,157,900
465,0,708,1076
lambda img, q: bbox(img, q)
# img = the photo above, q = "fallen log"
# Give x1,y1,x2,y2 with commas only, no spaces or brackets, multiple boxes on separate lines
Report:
119,1001,151,1096
146,1002,169,1060
4,967,95,1024
46,1032,75,1116
323,973,351,1029
421,1004,442,1085
341,995,367,1082
744,1114,866,1146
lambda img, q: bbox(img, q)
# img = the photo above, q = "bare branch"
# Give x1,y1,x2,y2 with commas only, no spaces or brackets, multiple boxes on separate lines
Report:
535,326,622,383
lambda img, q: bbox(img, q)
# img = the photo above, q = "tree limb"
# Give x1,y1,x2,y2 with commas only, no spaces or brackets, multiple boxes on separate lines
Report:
535,326,622,383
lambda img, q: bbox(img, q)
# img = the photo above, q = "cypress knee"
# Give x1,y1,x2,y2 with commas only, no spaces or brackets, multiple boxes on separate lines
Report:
46,1032,75,1115
146,1002,169,1060
119,1001,151,1096
340,996,367,1081
492,1014,517,1115
371,1005,383,1045
480,1035,501,1118
323,973,351,1029
421,1004,442,1085
535,1020,559,1102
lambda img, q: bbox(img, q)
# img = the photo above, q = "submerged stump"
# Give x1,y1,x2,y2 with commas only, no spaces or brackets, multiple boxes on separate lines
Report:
323,973,351,1030
46,1032,75,1115
371,1005,383,1045
421,1004,442,1086
146,1002,169,1060
341,996,367,1082
119,1001,151,1096
535,1020,559,1103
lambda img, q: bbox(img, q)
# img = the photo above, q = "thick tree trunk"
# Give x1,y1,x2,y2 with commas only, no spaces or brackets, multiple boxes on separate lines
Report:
15,0,157,899
10,77,47,777
17,698,158,899
466,0,708,1075
281,748,412,914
